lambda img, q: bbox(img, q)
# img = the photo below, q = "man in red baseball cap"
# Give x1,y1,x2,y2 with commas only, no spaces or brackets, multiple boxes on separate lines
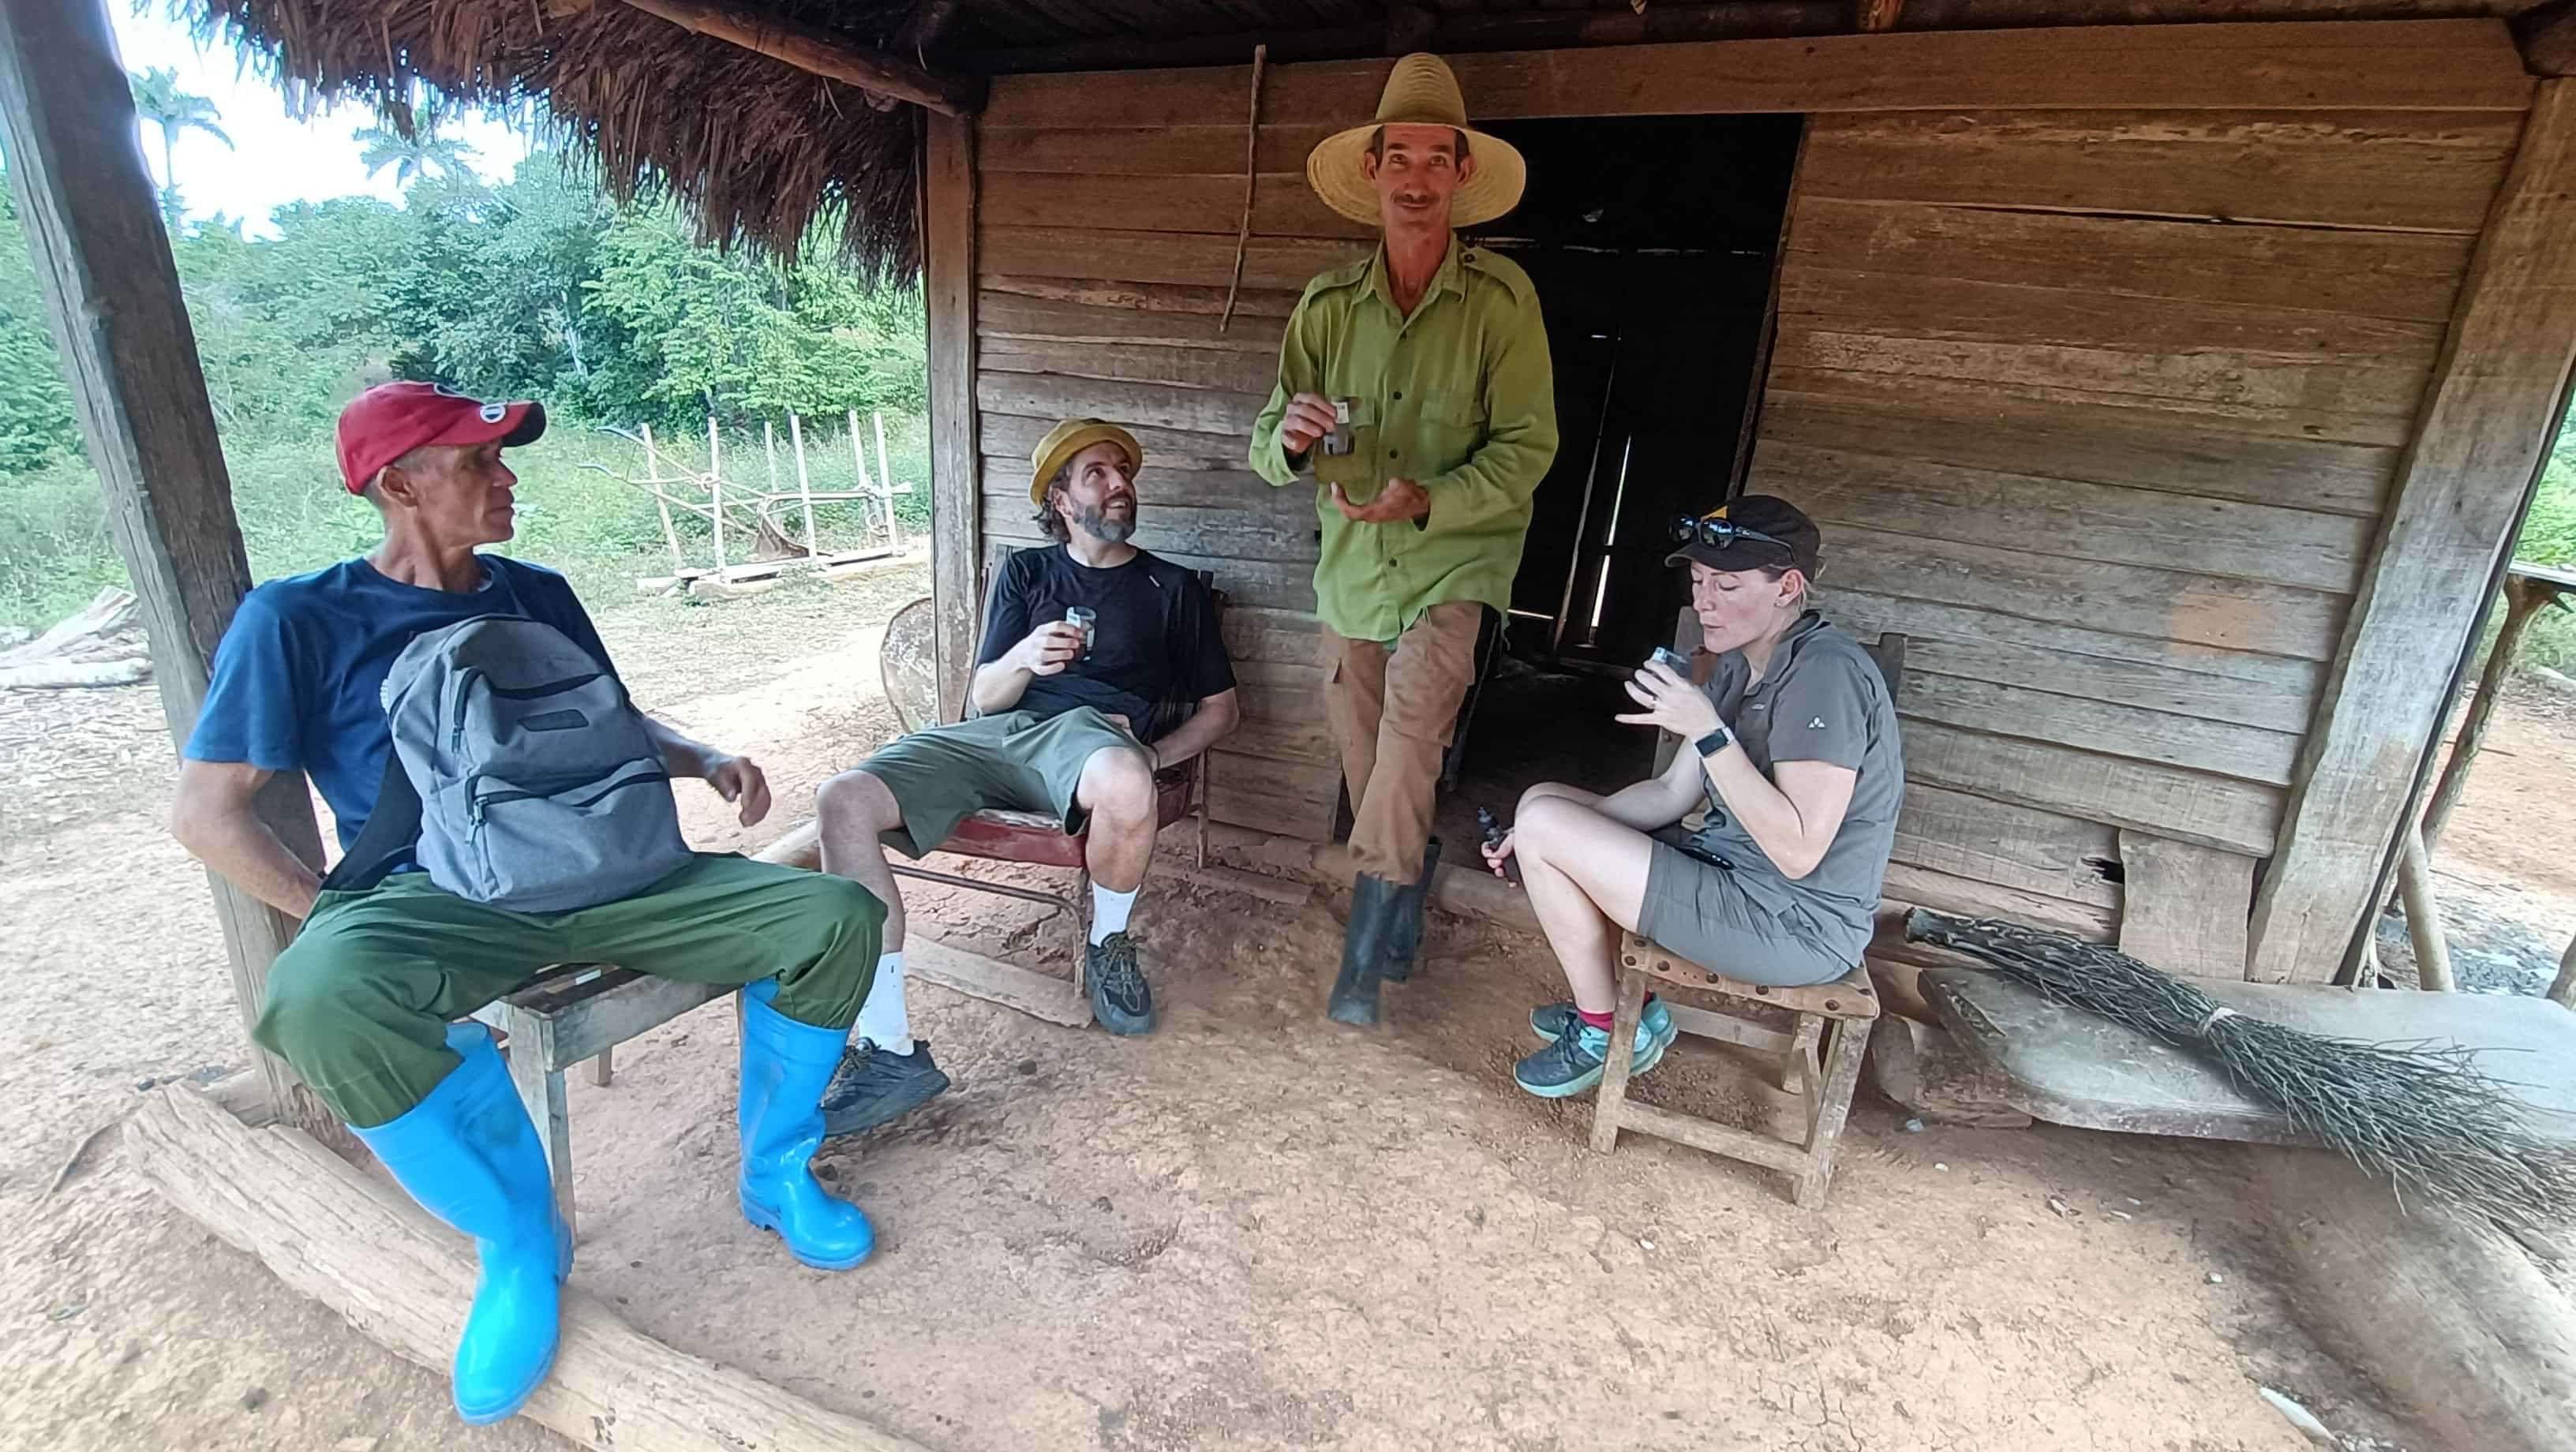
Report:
168,382,889,1426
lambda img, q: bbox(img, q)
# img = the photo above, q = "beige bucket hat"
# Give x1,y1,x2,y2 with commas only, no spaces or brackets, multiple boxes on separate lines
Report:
1305,52,1527,229
1028,417,1143,503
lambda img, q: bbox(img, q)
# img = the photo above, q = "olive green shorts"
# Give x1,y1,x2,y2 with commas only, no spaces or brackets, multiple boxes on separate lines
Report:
856,707,1148,859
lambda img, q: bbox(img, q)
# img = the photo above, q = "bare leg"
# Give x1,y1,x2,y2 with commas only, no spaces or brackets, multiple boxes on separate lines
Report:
1075,746,1159,893
1511,789,1655,1015
814,769,908,952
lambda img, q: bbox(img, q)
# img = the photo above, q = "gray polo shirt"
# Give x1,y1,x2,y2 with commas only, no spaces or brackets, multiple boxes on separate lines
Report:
1682,613,1904,962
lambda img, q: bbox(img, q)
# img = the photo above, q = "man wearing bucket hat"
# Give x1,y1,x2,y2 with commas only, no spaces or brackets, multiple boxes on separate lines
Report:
170,381,887,1425
1478,498,1905,1098
1249,52,1559,1028
817,417,1240,1050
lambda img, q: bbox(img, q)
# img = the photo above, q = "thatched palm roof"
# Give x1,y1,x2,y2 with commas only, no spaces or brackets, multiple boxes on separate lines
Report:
192,0,2518,279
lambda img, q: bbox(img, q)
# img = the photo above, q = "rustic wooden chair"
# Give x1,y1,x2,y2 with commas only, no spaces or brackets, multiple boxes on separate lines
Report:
875,582,1214,995
1588,619,1904,1211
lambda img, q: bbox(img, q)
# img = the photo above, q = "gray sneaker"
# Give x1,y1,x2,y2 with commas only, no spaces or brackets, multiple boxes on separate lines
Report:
1088,932,1156,1035
820,1039,951,1139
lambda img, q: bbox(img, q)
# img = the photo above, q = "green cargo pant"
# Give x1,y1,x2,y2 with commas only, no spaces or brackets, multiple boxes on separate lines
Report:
255,853,882,1128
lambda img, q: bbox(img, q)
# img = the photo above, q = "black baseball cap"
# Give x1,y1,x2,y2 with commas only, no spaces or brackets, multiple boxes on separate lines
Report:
1665,495,1822,578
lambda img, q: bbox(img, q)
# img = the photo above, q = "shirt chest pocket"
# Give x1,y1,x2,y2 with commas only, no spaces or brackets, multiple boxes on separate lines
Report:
1412,384,1485,470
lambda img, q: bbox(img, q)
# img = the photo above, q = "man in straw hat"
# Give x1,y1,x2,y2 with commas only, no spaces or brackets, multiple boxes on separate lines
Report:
818,418,1240,1059
1250,52,1559,1027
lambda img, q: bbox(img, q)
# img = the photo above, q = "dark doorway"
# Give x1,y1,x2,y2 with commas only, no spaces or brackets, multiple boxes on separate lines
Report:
1433,113,1803,851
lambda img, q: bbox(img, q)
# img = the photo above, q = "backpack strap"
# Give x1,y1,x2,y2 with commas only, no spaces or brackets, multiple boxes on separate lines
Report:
314,747,425,896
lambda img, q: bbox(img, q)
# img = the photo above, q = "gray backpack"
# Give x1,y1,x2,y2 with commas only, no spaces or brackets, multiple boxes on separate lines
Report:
326,616,694,913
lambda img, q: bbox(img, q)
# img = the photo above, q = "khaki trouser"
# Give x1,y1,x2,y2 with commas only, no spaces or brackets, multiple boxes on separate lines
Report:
1321,601,1483,884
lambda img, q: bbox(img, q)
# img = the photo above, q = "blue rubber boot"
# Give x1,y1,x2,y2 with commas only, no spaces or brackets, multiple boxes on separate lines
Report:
350,1023,567,1426
738,979,875,1270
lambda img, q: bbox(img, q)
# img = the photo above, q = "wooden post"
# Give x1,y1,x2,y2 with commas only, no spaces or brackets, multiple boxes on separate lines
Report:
2395,825,2457,991
762,417,780,503
846,407,881,547
706,414,727,573
0,0,332,1130
2248,82,2576,983
2548,933,2576,1008
788,413,818,559
923,110,981,723
874,408,904,551
2424,574,2553,855
640,423,683,572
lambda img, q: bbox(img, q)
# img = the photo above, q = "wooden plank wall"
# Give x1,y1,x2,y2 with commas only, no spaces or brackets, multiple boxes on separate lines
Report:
1750,107,2521,971
974,70,1365,839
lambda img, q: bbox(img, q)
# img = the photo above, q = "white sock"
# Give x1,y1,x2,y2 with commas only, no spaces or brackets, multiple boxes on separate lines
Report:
852,950,912,1055
1090,885,1140,945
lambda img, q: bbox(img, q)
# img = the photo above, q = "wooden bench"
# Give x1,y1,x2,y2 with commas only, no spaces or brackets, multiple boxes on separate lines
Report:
1593,934,1881,1209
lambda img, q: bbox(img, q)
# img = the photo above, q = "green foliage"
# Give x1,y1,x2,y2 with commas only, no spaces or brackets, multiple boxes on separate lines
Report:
129,67,232,223
354,120,477,190
0,144,929,629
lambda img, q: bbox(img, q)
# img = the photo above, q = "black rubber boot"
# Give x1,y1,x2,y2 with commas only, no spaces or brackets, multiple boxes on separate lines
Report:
1327,874,1400,1027
1380,836,1443,984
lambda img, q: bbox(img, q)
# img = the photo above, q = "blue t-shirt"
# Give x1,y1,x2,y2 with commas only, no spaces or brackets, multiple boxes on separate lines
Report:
185,555,615,849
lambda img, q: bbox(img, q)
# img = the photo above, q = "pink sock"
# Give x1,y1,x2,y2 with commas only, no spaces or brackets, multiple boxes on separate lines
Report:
1577,1007,1617,1032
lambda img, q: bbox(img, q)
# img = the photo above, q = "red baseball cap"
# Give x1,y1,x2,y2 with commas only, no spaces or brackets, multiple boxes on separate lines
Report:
335,381,547,494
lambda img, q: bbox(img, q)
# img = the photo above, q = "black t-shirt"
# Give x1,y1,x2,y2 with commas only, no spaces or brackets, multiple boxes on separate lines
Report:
975,545,1236,741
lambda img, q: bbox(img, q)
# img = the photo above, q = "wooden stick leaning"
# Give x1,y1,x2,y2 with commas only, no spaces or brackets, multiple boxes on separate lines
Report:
127,1083,930,1452
1219,43,1268,334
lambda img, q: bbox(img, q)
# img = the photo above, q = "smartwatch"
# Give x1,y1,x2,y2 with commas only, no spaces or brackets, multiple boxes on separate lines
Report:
1692,726,1732,758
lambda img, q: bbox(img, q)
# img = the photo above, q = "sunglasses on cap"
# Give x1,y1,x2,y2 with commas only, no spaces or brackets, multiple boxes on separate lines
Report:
1668,511,1793,556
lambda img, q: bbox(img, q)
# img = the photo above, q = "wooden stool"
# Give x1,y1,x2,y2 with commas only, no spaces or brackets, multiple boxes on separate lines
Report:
1592,930,1880,1209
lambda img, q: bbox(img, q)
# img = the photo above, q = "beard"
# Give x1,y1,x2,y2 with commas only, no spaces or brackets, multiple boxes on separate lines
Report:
1074,501,1136,544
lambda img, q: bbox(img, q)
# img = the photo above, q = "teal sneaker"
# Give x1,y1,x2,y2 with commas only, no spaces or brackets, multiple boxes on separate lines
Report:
1531,997,1676,1054
1512,1018,1668,1099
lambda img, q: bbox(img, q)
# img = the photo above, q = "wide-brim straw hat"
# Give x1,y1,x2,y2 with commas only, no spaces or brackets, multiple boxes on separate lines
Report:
1029,417,1143,503
1305,53,1526,229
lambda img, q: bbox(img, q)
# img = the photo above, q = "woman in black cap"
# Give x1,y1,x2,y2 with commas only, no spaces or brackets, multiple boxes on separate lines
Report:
1484,496,1904,1099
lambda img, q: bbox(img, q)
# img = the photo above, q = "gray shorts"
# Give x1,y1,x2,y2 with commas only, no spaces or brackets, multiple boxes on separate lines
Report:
855,707,1147,859
1636,834,1854,988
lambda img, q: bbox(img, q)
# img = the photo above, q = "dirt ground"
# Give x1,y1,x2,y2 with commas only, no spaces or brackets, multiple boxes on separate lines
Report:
10,557,2528,1452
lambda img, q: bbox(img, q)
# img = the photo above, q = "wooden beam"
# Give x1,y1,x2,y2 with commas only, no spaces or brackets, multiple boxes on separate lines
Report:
2550,932,2576,1008
612,0,985,114
2515,0,2576,77
129,1086,931,1452
2115,832,2255,980
923,110,980,724
2248,81,2576,984
2422,573,2555,853
2395,825,2457,990
0,0,332,1133
1858,0,1906,32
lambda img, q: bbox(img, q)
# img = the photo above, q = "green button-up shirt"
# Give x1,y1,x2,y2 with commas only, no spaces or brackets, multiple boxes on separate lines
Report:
1250,235,1558,642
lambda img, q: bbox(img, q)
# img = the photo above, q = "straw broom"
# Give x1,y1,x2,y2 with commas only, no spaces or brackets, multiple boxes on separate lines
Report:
1904,908,2576,1231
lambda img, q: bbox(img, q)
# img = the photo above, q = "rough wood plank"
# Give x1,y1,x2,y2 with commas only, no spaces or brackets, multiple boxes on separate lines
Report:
1781,266,2450,366
1881,860,2120,941
925,112,980,724
1822,590,2326,733
982,500,1316,563
1893,782,2121,910
2117,830,2258,979
126,1087,930,1452
981,168,1370,240
1768,361,2413,450
975,370,1267,439
1902,718,2282,855
980,458,1311,515
1761,390,2395,518
980,21,2534,130
2250,81,2576,984
979,225,1367,290
0,1,334,1132
1784,197,2477,325
1800,109,2523,234
907,937,1090,1027
975,122,1339,175
977,335,1281,395
979,410,1263,473
1900,668,2306,785
1824,526,2346,661
979,290,1291,351
983,272,1302,321
1612,1099,1811,1177
1758,440,2372,593
1773,328,2430,443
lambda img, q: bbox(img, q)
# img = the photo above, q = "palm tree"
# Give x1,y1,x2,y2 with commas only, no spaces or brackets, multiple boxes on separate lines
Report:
128,67,232,220
355,120,477,189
